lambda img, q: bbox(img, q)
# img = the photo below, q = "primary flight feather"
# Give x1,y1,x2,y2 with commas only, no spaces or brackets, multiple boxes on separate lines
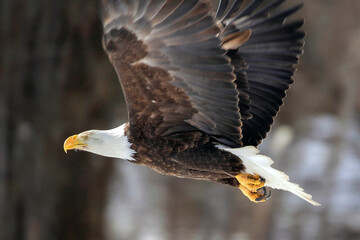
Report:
64,0,320,206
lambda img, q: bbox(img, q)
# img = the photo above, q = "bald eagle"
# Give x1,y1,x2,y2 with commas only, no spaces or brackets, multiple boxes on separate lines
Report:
64,0,320,205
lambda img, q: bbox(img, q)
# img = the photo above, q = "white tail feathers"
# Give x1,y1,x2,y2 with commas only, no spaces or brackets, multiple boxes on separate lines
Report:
217,145,321,206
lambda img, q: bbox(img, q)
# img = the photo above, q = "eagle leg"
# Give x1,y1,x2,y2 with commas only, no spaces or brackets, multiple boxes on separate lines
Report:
235,173,271,203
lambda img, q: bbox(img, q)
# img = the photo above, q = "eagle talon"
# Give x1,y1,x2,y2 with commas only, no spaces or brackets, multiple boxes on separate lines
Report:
238,185,270,203
266,190,272,200
257,186,265,194
255,187,267,202
254,187,271,202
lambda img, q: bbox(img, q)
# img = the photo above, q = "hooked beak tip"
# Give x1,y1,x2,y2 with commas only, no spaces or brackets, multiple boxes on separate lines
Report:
64,135,82,153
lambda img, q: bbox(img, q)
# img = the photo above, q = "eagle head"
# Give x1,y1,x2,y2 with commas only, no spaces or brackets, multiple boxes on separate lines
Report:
63,123,135,160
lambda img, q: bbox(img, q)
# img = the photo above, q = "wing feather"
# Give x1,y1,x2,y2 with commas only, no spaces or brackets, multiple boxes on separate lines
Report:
102,0,243,147
101,0,305,147
217,1,305,146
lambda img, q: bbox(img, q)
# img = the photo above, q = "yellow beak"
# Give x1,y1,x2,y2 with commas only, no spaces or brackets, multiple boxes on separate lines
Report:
63,134,87,153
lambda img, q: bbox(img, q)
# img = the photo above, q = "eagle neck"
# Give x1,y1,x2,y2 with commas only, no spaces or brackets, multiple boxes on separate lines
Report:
94,123,136,161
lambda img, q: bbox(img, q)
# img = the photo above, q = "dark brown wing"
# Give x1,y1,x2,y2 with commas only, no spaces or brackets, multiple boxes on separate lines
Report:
216,0,305,146
101,0,243,147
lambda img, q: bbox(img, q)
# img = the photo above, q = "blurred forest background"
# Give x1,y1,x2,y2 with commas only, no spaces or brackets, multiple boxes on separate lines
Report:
1,0,359,239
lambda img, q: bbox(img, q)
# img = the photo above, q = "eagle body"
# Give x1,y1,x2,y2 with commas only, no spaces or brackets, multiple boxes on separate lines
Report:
64,0,320,205
125,123,244,186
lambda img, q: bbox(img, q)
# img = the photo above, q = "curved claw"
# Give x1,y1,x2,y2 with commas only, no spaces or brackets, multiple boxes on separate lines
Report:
255,187,267,202
255,187,272,202
256,186,265,195
266,190,272,200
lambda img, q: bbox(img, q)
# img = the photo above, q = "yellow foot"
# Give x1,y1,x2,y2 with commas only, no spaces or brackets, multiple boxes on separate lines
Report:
235,173,265,191
235,173,271,203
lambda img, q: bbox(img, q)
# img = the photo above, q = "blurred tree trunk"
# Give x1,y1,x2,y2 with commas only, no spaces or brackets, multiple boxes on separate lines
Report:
0,0,118,239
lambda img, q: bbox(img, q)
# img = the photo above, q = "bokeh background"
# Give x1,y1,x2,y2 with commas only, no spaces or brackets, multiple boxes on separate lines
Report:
1,0,359,239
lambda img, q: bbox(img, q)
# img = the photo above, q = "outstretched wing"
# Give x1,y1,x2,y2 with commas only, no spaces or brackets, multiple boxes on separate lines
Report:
101,0,245,147
216,0,305,146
